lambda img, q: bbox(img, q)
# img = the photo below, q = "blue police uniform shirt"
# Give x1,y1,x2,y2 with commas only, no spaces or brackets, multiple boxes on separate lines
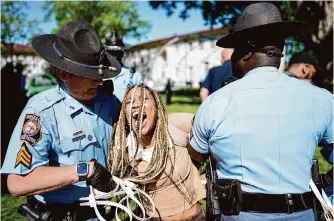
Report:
201,61,237,94
191,66,333,194
112,67,142,101
1,83,120,203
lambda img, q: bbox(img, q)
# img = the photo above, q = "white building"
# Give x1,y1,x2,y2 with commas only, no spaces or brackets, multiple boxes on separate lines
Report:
1,44,48,88
2,27,285,92
123,27,230,90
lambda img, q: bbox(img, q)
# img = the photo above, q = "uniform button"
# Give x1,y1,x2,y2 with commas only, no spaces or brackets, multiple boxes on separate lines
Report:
88,135,93,141
70,106,75,109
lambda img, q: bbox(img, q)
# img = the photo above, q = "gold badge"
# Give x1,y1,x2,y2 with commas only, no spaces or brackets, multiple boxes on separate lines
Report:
20,114,42,146
15,143,32,169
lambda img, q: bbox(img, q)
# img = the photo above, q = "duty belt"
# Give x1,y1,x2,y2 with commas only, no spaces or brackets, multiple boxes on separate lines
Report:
27,197,109,221
241,191,313,213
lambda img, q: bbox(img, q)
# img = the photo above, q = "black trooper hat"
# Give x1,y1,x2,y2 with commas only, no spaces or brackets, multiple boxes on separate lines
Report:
104,31,125,52
32,20,121,79
216,3,308,48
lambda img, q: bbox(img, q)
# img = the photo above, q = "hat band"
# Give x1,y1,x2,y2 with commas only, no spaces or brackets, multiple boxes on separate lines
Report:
53,43,117,75
104,45,124,51
259,48,284,58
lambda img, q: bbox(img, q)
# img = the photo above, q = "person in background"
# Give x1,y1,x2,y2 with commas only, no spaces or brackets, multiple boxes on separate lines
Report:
285,51,323,83
104,31,142,101
1,20,121,221
287,51,333,206
188,3,333,221
200,48,237,102
165,78,173,105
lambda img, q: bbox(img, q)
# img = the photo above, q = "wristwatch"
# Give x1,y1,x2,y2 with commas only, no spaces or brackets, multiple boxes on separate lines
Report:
75,161,89,181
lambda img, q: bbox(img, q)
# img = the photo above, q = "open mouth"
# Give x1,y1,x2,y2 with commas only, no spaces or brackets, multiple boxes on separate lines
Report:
132,111,147,128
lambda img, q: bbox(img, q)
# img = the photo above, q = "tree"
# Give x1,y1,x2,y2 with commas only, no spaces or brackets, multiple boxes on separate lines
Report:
149,1,333,92
43,1,151,41
1,1,40,60
1,2,38,170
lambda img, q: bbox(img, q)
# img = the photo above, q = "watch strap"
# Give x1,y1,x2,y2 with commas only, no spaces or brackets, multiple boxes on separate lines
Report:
79,174,86,181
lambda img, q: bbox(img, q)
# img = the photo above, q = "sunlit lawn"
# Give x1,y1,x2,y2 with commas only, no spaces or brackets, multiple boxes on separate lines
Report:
160,88,201,114
1,88,332,220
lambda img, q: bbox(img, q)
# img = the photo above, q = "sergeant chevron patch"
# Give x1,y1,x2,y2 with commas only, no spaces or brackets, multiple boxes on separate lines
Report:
15,143,32,169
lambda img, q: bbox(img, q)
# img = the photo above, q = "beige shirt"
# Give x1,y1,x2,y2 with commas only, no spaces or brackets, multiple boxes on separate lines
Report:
133,121,205,218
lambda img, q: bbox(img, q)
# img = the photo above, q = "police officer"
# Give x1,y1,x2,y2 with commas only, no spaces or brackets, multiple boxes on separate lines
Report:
1,21,121,220
286,51,323,82
188,3,333,221
200,48,237,102
286,51,333,207
104,31,142,101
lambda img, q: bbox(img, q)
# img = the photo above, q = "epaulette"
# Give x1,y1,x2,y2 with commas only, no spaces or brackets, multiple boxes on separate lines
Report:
27,88,65,113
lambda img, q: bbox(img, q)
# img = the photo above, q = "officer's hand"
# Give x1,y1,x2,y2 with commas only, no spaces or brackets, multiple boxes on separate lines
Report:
86,159,115,192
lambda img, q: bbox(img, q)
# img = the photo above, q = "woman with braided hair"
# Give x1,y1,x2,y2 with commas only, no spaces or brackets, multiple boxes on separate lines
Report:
108,84,206,221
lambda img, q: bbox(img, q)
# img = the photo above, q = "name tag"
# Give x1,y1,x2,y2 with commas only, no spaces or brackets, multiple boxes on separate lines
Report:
72,134,86,142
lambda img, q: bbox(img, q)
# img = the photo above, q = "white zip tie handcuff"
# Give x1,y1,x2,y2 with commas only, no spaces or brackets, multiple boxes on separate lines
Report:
310,179,334,221
79,175,156,221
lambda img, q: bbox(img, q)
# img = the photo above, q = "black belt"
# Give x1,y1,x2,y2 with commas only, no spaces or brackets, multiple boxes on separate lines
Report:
27,197,108,220
241,192,313,213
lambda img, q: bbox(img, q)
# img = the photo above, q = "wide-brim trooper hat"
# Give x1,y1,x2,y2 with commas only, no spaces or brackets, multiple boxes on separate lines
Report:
32,20,121,80
216,3,308,48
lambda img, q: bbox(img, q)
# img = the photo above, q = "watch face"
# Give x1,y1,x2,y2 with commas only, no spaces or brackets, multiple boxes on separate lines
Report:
76,162,88,176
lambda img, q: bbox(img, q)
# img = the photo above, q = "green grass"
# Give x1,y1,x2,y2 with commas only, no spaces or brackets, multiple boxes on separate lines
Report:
1,194,26,221
1,88,332,220
159,88,201,114
314,147,332,174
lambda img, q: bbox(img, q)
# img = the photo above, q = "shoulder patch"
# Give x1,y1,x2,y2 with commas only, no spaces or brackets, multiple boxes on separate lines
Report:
20,114,42,146
15,143,32,169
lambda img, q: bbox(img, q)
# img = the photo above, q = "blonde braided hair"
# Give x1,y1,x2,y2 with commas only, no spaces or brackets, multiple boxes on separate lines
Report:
109,85,174,184
108,85,194,213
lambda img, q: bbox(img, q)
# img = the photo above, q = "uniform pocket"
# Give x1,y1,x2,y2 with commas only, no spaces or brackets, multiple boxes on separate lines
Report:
60,132,98,154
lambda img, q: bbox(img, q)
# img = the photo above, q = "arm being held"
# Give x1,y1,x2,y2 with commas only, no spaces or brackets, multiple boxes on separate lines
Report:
168,112,194,133
168,112,207,164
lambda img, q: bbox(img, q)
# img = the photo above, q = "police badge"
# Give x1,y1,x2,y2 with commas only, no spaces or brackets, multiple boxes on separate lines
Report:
20,114,42,146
